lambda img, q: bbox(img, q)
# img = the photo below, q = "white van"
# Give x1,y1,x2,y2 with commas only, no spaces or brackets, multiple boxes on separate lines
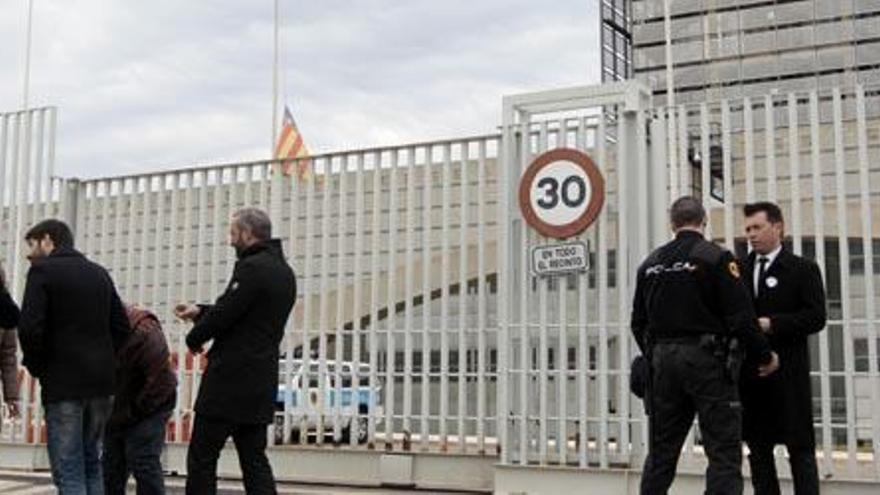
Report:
274,359,383,444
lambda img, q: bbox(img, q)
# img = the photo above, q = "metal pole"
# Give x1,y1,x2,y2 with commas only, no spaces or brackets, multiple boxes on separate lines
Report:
22,0,34,110
272,0,279,155
663,0,674,108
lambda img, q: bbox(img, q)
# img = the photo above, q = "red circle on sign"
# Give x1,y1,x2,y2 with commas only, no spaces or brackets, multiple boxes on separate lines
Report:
518,148,605,239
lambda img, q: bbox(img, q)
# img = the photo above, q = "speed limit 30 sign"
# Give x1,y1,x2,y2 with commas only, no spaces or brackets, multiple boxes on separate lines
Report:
518,148,605,239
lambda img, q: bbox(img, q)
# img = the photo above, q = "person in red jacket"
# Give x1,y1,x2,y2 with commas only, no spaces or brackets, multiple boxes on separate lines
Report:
103,304,177,495
0,264,20,421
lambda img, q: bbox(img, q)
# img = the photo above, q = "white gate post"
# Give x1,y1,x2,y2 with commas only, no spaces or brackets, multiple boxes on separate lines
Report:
498,82,652,468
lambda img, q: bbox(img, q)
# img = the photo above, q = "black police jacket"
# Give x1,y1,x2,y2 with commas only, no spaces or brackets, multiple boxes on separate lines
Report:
631,230,771,365
187,239,296,425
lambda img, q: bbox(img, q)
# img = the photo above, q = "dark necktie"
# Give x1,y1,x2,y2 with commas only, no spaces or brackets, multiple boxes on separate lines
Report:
757,256,769,297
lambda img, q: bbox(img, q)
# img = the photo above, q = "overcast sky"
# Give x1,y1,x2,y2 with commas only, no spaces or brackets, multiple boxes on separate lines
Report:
0,1,600,179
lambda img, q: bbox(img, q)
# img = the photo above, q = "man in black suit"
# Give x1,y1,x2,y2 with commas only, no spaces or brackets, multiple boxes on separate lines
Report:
740,202,827,495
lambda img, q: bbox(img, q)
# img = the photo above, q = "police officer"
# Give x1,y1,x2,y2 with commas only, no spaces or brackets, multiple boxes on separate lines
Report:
631,196,779,495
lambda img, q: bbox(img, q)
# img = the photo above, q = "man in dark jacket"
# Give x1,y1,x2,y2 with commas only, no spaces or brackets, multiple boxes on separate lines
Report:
632,196,778,495
0,264,21,420
741,202,826,495
175,207,296,495
103,304,177,495
18,219,131,494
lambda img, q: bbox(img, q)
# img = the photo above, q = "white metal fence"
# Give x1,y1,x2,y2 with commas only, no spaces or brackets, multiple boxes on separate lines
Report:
0,82,878,484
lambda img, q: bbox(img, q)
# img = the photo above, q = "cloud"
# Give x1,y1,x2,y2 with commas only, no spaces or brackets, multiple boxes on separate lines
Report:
0,1,599,179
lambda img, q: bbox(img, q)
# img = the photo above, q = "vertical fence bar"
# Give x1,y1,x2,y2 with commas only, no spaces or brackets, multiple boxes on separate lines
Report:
204,170,224,420
440,144,451,450
597,113,610,469
125,178,138,296
317,158,332,446
150,175,167,434
458,142,469,453
498,111,513,465
556,121,569,465
165,174,184,441
764,94,778,203
537,122,549,465
385,150,399,448
299,162,315,444
788,93,803,255
744,96,756,203
368,151,381,446
809,91,833,476
403,147,416,446
832,89,857,473
514,119,534,465
420,146,433,451
111,180,125,281
576,118,589,468
9,113,22,295
277,168,291,444
476,139,488,454
334,158,347,442
137,178,151,305
98,180,112,266
721,100,734,249
678,105,689,195
700,104,712,237
31,110,43,226
616,110,632,463
243,164,253,207
44,108,56,219
349,153,364,446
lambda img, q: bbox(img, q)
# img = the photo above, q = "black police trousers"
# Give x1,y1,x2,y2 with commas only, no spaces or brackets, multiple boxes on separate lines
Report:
641,341,743,495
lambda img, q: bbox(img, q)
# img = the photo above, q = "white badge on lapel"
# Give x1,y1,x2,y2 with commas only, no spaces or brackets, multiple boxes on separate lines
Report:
765,276,778,289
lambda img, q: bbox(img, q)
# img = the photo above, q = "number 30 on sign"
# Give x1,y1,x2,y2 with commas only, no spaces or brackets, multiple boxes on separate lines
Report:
518,148,605,239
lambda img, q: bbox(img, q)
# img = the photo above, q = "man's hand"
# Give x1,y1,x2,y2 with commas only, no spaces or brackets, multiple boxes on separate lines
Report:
174,303,201,322
758,351,780,377
758,317,772,334
5,400,19,419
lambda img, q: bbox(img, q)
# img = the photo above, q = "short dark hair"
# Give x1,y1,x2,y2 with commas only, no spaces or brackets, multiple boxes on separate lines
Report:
25,219,75,249
743,202,784,224
233,208,272,241
670,196,706,229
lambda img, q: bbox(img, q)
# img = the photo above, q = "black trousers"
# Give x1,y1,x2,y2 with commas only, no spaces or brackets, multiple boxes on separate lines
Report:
747,441,819,495
641,342,743,495
185,414,276,495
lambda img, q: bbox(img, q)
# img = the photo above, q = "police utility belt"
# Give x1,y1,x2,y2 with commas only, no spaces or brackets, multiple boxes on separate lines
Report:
630,333,742,400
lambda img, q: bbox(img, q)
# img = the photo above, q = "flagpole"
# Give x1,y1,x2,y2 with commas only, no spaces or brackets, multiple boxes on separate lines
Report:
271,0,279,155
22,0,34,110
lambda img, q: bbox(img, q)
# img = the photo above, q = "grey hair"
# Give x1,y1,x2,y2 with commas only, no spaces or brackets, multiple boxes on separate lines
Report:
233,207,272,240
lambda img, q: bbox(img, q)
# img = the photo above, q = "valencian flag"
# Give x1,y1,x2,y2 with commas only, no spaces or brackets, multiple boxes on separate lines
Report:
274,105,313,182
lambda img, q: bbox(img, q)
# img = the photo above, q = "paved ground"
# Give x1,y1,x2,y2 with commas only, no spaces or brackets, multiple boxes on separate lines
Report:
0,471,483,494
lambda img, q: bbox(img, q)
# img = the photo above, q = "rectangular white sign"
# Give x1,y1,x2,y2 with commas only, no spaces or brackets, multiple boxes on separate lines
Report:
531,241,589,277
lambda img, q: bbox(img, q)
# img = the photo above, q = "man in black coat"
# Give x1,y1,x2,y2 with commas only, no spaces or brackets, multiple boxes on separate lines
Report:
18,219,131,494
740,202,827,495
175,207,296,495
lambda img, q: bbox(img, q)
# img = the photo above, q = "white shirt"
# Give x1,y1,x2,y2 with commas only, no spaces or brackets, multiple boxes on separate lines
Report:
753,245,783,294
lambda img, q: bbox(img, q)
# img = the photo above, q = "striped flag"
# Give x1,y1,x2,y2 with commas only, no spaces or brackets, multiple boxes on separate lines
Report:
274,105,312,181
